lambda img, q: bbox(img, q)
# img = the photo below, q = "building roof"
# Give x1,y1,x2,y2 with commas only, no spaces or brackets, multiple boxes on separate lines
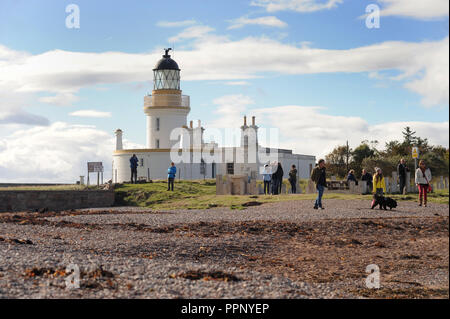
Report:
153,48,180,71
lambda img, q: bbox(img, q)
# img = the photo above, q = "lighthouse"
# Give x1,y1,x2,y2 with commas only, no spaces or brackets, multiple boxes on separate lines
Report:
144,48,190,149
111,48,316,183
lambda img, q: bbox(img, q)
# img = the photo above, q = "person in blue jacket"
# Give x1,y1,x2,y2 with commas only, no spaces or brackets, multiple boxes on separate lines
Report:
167,162,176,191
346,169,358,185
129,154,139,184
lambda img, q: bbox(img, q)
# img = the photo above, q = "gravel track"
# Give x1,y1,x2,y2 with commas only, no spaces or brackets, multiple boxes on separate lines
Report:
0,199,448,299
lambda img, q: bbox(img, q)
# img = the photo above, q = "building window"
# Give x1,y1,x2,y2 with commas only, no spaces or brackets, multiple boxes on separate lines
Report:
227,163,234,175
156,118,160,131
140,158,144,167
156,139,160,149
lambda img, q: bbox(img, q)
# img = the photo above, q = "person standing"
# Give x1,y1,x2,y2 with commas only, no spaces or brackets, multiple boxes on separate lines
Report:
371,168,386,208
397,158,409,194
167,162,176,191
262,164,272,195
129,154,139,184
361,169,373,194
415,160,432,207
271,162,279,195
288,164,298,194
310,159,327,209
276,162,284,194
346,169,357,185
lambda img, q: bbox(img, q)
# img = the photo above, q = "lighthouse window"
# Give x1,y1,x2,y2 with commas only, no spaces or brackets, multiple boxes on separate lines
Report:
140,158,144,167
153,69,180,90
226,163,234,175
156,118,160,131
156,139,160,149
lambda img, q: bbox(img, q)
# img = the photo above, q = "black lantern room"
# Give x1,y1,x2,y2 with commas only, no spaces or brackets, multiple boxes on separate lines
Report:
153,48,180,90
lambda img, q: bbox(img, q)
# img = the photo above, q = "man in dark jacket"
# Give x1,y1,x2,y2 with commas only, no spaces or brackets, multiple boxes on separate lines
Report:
397,158,409,194
310,159,326,209
288,165,297,194
271,162,279,195
129,154,139,184
361,169,373,194
276,162,284,194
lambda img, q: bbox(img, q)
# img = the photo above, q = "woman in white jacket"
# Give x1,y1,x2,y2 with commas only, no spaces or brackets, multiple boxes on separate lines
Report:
415,160,432,207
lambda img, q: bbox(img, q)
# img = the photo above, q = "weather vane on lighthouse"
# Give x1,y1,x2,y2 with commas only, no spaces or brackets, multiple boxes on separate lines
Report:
164,48,172,57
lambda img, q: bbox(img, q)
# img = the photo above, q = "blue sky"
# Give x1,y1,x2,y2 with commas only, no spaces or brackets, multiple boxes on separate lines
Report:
0,0,448,182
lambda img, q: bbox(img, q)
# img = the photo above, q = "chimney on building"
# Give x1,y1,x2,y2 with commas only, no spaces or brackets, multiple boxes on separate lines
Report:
197,120,201,127
190,120,193,129
244,116,247,126
115,129,123,151
252,116,255,126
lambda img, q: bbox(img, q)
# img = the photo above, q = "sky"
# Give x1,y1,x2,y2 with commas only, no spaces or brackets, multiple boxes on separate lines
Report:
0,0,449,182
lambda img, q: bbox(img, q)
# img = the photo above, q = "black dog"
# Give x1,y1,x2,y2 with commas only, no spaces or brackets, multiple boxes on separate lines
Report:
371,195,397,210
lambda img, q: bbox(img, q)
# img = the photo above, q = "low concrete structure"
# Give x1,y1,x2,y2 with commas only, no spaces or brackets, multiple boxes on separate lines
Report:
0,190,115,212
216,174,258,195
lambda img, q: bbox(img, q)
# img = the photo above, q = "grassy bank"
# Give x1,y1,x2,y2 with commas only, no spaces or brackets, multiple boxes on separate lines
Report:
114,179,449,210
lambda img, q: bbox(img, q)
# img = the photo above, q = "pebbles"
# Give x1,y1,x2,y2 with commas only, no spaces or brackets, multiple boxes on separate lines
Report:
0,199,448,298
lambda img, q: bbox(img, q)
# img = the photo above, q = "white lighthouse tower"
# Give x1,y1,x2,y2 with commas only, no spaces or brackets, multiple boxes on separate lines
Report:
111,48,316,183
144,48,190,149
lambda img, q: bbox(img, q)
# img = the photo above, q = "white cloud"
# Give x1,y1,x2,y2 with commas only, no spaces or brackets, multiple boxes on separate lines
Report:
0,111,49,126
225,81,251,86
251,0,343,13
0,36,448,108
377,0,449,19
253,105,449,157
156,19,197,28
228,16,288,29
69,110,112,118
39,93,79,106
208,94,255,129
0,122,142,183
205,97,449,158
168,25,215,43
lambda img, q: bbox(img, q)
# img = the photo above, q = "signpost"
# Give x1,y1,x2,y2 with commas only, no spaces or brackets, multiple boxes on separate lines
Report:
87,162,104,186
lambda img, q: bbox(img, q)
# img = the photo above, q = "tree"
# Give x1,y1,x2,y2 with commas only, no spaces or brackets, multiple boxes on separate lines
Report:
384,140,406,157
325,145,350,178
402,126,417,146
352,143,375,177
325,128,448,181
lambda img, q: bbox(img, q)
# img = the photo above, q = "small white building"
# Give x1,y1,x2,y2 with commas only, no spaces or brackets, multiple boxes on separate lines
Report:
112,49,315,182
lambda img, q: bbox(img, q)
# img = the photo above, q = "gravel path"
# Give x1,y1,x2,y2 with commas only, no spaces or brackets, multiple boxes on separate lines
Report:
0,199,448,299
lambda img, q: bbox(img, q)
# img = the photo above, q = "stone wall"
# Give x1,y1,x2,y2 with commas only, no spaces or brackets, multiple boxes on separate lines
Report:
0,190,115,212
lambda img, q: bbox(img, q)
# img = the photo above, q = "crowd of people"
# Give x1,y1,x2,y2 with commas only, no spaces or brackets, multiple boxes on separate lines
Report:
129,154,434,208
312,158,433,209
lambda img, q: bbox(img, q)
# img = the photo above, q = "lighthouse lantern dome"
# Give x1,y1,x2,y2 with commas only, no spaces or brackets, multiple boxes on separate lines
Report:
153,48,180,90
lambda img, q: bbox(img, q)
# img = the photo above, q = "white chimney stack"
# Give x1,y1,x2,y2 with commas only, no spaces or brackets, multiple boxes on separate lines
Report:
115,129,123,150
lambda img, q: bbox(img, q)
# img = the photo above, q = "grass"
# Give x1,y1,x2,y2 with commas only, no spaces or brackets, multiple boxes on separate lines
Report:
114,179,449,210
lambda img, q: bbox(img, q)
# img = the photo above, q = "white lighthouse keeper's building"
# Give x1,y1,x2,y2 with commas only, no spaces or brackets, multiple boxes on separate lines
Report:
112,49,316,183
